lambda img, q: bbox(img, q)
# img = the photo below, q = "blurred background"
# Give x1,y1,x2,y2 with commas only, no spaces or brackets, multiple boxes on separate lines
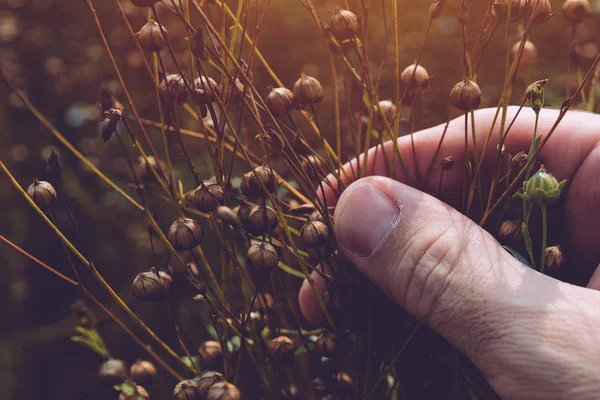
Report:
1,0,599,398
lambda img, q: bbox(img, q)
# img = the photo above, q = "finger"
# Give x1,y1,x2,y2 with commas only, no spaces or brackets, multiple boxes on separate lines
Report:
586,264,600,290
304,175,600,399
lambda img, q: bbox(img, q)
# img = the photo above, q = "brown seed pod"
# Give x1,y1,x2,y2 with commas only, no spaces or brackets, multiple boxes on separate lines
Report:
252,292,274,312
309,209,326,223
241,166,277,198
545,245,566,271
26,179,57,210
441,156,455,171
131,0,159,6
137,155,167,183
267,336,295,365
400,64,430,94
293,73,324,108
498,219,522,242
129,360,157,387
198,371,226,399
193,76,220,104
329,8,359,41
301,155,325,182
101,108,122,142
235,201,253,229
563,0,592,23
266,87,295,116
206,382,241,400
189,28,208,60
247,241,279,271
301,221,330,248
136,19,168,52
334,372,353,392
511,40,537,66
132,270,172,301
373,100,397,131
492,0,525,21
512,151,529,171
173,379,200,400
191,183,225,213
429,0,446,19
216,206,239,227
522,0,552,24
247,205,278,235
119,385,149,400
168,218,204,251
198,340,223,370
98,359,128,386
308,244,334,263
315,332,338,357
159,74,189,105
450,78,482,111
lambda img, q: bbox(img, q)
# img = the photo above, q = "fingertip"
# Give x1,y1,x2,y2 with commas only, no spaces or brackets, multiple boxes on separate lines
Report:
298,269,329,326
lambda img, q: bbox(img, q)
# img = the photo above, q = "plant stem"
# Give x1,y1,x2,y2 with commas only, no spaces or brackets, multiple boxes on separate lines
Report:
540,205,548,274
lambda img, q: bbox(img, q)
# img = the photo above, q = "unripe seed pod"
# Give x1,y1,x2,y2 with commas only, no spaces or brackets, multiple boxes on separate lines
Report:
511,40,537,66
522,0,552,24
132,270,172,301
301,155,325,182
119,385,149,400
441,156,455,171
168,217,204,251
523,165,566,206
563,0,592,24
173,379,200,400
512,151,529,171
429,0,446,19
247,205,278,235
329,8,359,41
101,108,122,142
373,100,396,131
450,78,482,111
267,336,295,365
129,360,157,387
136,19,168,52
400,64,430,93
492,0,525,22
293,74,324,108
98,359,127,386
193,76,220,104
266,87,295,116
498,219,522,242
207,382,241,400
545,245,566,271
198,371,226,399
301,220,329,248
131,0,158,6
315,332,338,357
189,28,208,60
198,340,223,370
192,183,225,213
160,74,189,105
217,206,239,227
27,179,57,210
247,241,279,271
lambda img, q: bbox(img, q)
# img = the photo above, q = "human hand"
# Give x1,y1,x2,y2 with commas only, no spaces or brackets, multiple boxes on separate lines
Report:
299,107,600,399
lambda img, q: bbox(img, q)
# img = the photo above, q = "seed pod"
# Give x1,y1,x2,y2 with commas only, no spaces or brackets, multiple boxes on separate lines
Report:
160,74,189,105
247,241,279,271
216,206,239,227
441,156,455,171
168,218,204,251
511,40,537,66
458,1,469,25
173,379,200,400
301,221,329,248
193,76,220,104
334,372,353,392
247,205,278,235
400,64,430,94
119,385,149,400
132,270,172,301
129,360,156,387
563,0,592,24
101,108,122,142
189,28,208,60
429,0,446,19
308,244,334,263
522,0,552,24
241,166,277,198
309,209,326,223
293,74,324,108
131,0,159,6
329,8,359,41
191,183,225,213
301,155,325,182
266,87,295,116
315,332,338,357
498,219,522,242
512,151,529,172
198,340,223,370
523,166,566,206
26,179,57,210
235,201,253,229
198,371,226,399
492,0,525,21
373,100,396,131
206,382,241,400
136,19,168,52
252,292,274,312
545,245,566,271
267,336,295,365
98,359,127,386
450,78,482,111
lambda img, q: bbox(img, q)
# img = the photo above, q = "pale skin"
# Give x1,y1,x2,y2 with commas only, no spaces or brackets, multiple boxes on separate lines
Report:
298,107,600,399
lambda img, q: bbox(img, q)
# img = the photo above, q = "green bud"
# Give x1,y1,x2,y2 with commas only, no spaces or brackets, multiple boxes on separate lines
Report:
523,166,566,206
526,79,548,114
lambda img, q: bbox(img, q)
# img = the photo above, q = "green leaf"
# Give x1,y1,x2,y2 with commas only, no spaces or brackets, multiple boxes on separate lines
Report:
521,222,535,268
503,246,532,268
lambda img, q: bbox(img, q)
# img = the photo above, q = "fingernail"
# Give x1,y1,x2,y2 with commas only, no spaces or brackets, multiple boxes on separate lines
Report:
335,180,401,257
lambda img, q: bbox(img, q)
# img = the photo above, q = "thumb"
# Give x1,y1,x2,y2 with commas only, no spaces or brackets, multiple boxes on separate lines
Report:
325,176,600,398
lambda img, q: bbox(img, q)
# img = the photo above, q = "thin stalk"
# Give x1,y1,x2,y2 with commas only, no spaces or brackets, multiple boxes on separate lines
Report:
540,205,548,274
